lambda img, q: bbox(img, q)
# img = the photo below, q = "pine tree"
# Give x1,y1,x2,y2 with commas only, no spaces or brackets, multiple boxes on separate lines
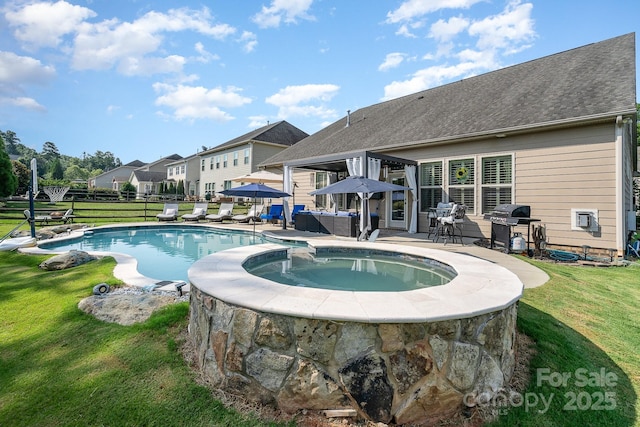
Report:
0,135,18,197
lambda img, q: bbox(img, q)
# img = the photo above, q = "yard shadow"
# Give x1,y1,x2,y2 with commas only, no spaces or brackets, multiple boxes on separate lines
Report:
489,302,636,426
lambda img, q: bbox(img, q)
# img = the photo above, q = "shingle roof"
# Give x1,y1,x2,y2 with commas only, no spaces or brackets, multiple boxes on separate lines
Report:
132,170,166,183
202,120,308,155
263,33,636,166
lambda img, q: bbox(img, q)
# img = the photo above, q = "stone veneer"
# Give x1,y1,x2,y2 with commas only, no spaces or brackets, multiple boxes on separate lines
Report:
189,288,518,425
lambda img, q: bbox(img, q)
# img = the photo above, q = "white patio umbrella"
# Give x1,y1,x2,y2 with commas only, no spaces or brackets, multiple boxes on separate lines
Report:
231,170,283,184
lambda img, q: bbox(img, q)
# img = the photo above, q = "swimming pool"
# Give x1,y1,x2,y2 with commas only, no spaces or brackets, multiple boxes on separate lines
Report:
39,225,277,282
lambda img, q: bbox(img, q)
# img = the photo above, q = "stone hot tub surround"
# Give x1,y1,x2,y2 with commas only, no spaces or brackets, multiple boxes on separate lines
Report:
188,241,523,425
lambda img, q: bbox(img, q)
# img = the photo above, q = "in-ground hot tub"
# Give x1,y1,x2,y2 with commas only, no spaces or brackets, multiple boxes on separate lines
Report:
188,240,523,425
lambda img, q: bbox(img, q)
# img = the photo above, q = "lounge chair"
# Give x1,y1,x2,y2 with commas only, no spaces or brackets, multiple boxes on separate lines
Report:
260,204,284,224
205,202,234,222
181,202,208,221
35,208,75,225
291,204,305,223
232,204,264,223
156,203,179,221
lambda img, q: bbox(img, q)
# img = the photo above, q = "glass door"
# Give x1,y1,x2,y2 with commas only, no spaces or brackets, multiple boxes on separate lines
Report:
387,174,406,229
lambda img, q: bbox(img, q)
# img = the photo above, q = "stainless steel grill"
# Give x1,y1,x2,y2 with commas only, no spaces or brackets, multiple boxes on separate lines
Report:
483,204,539,253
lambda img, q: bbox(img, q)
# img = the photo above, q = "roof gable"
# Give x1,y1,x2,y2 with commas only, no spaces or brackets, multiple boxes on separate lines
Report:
263,33,636,166
202,120,308,155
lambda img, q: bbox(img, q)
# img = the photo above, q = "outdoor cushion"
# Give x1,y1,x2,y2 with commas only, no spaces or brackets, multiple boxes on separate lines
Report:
165,208,176,216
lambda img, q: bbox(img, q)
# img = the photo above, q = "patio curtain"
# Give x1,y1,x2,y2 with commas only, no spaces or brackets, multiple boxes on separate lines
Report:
328,172,338,213
405,165,418,234
346,156,381,235
282,166,293,225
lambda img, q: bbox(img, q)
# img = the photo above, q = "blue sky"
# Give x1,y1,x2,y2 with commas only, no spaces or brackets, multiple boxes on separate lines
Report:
1,0,638,165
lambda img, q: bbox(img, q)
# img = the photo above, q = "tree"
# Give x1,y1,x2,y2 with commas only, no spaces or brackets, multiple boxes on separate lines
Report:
42,141,60,160
0,130,20,155
0,135,18,196
64,164,90,181
12,160,30,195
177,179,184,195
49,157,64,180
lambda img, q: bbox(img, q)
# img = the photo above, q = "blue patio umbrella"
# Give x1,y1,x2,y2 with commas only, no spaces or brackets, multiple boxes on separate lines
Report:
310,176,412,240
220,183,290,239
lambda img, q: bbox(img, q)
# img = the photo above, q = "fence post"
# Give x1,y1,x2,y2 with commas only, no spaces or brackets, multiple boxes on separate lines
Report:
144,196,147,221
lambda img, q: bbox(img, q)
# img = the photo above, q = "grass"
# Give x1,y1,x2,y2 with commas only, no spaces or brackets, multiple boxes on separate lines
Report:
489,259,639,427
0,251,291,427
0,209,638,426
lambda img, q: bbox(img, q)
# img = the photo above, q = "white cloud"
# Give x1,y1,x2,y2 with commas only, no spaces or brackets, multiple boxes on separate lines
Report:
248,115,269,128
383,1,536,100
265,83,339,119
386,0,482,24
379,53,406,71
71,8,235,75
194,42,220,63
0,96,46,112
0,51,55,111
468,1,535,53
429,16,469,42
252,0,315,29
153,82,252,122
0,51,56,84
4,0,95,49
239,31,258,53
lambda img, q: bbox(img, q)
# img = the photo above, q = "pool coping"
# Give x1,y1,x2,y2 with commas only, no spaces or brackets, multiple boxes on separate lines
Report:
189,239,524,323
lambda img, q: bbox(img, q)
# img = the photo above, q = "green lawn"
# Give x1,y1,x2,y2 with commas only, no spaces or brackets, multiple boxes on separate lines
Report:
0,208,638,426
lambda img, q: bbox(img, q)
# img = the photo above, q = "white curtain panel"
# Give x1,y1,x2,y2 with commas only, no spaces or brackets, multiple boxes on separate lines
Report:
283,166,292,223
405,165,418,233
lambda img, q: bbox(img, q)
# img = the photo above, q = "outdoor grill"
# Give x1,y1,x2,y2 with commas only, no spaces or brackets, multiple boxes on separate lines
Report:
483,204,539,253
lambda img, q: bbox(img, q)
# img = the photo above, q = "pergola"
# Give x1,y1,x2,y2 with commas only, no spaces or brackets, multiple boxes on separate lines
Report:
281,150,419,233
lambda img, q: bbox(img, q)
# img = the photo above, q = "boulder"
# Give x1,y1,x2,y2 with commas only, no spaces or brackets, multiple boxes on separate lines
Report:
39,250,97,270
78,291,180,325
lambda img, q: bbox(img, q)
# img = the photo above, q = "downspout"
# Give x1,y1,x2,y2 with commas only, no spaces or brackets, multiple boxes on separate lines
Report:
615,115,625,254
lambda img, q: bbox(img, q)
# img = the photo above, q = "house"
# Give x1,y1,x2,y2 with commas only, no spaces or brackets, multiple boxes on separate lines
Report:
198,120,308,199
127,154,183,198
164,154,201,200
88,160,146,190
262,33,637,254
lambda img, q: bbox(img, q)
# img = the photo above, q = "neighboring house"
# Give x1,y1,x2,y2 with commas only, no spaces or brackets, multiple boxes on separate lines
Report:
88,160,146,190
262,33,637,254
198,120,308,199
164,154,201,199
127,154,183,198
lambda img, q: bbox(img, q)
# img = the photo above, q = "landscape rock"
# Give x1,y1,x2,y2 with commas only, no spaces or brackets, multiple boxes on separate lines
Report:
40,250,97,270
78,290,181,325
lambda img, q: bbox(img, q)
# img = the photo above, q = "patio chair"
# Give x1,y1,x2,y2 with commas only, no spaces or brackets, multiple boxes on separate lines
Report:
232,204,264,223
205,202,234,222
181,202,208,221
291,204,305,223
36,208,75,225
428,202,453,238
260,204,284,224
435,204,466,245
156,203,179,221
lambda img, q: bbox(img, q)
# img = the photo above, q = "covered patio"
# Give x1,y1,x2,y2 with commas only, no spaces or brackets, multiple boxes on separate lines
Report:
280,150,418,236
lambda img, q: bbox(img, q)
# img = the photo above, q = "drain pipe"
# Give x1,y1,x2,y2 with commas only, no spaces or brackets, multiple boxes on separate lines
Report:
346,110,350,127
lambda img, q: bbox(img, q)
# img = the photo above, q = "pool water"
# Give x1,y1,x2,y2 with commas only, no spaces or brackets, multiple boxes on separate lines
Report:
41,226,272,282
244,249,456,291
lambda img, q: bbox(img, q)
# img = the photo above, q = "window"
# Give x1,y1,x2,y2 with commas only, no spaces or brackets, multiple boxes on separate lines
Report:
223,154,228,168
233,152,238,166
419,161,443,212
448,158,475,211
210,158,214,170
482,155,512,213
215,156,220,169
201,159,205,172
223,180,232,190
180,165,185,174
244,149,250,165
314,172,328,209
168,167,173,177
